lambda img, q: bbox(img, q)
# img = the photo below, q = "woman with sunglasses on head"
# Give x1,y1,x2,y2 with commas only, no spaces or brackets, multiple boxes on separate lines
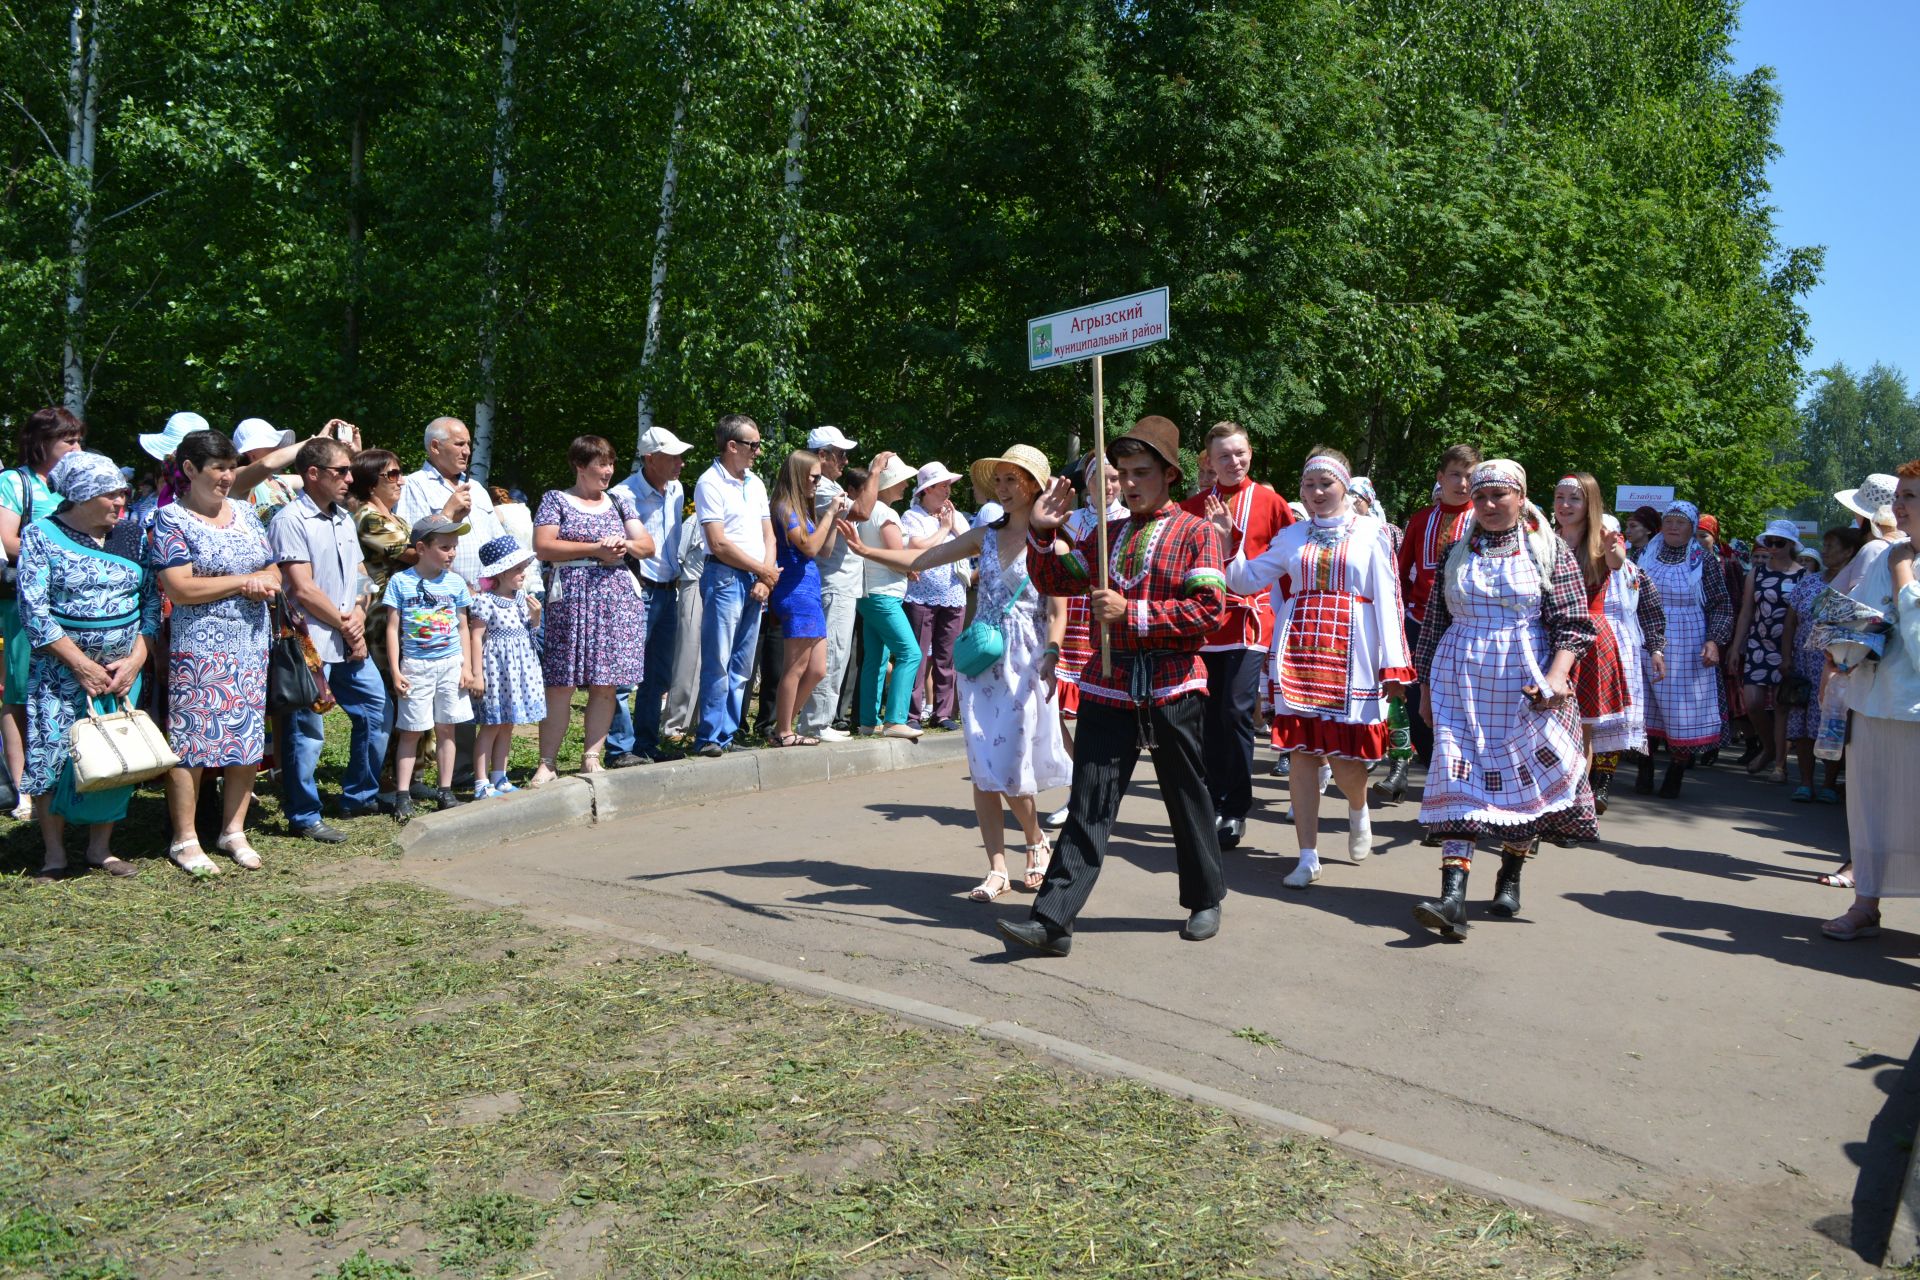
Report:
1225,448,1412,888
1410,460,1597,938
1821,462,1920,940
1728,519,1809,783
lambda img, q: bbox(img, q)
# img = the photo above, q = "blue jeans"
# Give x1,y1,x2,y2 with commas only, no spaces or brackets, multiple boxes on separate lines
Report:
282,656,391,830
606,585,679,756
697,563,763,749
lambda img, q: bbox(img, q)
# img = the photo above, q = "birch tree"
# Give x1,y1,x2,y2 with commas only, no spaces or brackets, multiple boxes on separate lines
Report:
470,1,518,483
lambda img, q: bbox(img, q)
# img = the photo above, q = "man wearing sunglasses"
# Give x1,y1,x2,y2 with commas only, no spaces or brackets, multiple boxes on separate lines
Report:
692,414,779,756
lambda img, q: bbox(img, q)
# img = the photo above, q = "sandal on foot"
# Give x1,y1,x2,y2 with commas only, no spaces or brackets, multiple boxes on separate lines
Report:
1822,905,1881,941
1817,868,1855,888
167,840,219,879
216,832,263,870
1790,785,1813,803
1023,836,1052,891
87,853,138,878
527,763,559,788
967,869,1012,903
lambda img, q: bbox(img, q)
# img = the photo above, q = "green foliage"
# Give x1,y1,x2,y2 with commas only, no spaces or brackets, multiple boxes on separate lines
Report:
0,0,1817,523
1789,362,1920,527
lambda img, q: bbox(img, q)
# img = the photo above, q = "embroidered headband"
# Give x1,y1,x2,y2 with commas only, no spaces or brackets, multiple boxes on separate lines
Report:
1555,474,1582,490
1469,459,1527,494
1302,455,1351,487
50,450,130,504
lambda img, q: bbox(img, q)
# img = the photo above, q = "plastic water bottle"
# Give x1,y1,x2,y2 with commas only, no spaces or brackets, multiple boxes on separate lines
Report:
1813,671,1850,762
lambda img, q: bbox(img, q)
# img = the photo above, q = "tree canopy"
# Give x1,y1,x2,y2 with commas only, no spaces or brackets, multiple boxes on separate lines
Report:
0,0,1819,528
1789,362,1920,530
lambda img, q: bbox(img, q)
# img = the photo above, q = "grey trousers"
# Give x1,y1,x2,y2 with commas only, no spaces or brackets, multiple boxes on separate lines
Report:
799,587,859,735
661,578,705,738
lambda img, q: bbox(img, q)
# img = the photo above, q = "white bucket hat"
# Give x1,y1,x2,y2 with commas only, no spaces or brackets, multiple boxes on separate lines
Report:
913,460,963,495
874,456,918,493
139,410,208,461
1836,473,1898,525
1759,518,1802,550
232,417,295,454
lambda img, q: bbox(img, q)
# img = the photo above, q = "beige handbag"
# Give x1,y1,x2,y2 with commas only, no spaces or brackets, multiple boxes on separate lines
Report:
69,695,180,793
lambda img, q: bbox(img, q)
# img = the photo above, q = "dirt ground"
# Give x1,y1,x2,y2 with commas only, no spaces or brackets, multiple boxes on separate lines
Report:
399,750,1920,1277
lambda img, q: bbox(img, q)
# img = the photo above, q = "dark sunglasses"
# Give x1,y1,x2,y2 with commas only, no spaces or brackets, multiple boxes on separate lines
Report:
1760,537,1791,549
733,438,764,452
380,468,403,480
315,464,352,477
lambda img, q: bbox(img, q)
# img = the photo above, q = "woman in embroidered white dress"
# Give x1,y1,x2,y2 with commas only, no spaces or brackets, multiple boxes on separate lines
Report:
1410,459,1597,939
841,445,1070,902
1226,448,1412,889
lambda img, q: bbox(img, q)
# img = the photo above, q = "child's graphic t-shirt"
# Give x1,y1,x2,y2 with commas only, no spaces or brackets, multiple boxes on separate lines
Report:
382,567,473,661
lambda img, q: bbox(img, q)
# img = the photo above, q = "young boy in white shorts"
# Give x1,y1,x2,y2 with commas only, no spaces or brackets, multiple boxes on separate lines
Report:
384,514,481,821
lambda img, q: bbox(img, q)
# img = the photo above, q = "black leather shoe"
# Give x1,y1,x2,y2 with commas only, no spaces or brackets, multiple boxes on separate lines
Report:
1634,755,1656,794
1488,852,1525,917
392,795,415,825
295,821,349,844
1180,906,1221,941
434,788,465,810
1216,817,1246,850
997,917,1072,956
408,779,436,801
603,750,644,770
1371,758,1410,802
338,801,383,819
1589,766,1613,816
1412,864,1471,939
1659,762,1685,799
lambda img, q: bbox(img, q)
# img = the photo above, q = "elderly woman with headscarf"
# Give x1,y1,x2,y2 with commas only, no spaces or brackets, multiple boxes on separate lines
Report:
19,452,161,879
1409,459,1597,939
1636,500,1733,798
1227,448,1412,889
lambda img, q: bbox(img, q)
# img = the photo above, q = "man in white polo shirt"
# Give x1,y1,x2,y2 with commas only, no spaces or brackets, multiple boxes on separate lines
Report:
693,414,778,755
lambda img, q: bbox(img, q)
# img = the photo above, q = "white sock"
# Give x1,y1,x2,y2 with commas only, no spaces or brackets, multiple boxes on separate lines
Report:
1318,763,1332,794
1348,806,1373,859
1296,846,1321,873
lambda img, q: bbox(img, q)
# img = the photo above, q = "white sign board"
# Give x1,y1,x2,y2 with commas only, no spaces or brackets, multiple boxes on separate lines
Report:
1615,484,1675,512
1028,286,1169,371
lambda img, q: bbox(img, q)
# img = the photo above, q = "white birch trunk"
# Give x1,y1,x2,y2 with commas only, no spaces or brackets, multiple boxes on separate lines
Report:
61,3,101,415
771,69,811,420
471,4,518,484
633,76,688,467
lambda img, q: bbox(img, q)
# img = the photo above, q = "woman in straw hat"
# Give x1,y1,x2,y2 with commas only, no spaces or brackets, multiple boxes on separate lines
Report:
1411,458,1597,938
1225,446,1411,889
841,445,1070,902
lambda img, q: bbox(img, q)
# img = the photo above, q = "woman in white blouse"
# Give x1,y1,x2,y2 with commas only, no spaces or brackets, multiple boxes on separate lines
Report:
1824,461,1920,940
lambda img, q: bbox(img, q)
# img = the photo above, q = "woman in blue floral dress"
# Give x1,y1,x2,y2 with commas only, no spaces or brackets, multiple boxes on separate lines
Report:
530,435,653,783
148,431,280,876
20,452,161,879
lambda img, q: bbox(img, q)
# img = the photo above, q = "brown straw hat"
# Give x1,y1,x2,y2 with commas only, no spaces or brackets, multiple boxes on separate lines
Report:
970,445,1051,494
1109,414,1184,480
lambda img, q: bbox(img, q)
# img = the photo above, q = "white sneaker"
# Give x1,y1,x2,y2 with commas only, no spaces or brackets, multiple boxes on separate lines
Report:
1282,862,1321,889
1349,829,1372,861
814,727,851,742
1043,804,1070,828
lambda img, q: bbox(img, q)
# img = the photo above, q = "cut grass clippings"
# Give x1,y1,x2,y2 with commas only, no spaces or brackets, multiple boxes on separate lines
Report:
0,712,1639,1278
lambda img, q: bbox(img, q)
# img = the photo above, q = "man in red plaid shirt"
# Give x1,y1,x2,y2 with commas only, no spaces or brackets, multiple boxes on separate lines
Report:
998,416,1230,957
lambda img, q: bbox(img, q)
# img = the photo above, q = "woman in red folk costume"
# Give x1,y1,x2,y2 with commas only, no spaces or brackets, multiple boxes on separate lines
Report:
1412,460,1597,939
1550,472,1630,811
1226,448,1412,888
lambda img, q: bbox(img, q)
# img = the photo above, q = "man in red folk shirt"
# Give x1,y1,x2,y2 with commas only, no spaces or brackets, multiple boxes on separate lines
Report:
1394,442,1480,768
1000,416,1229,957
1180,421,1293,849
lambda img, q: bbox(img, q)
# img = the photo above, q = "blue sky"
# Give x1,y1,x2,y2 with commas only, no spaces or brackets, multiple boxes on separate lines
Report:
1732,1,1919,384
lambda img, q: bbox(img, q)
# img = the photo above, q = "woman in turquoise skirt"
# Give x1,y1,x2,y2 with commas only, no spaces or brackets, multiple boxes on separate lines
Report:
20,452,161,878
0,407,85,814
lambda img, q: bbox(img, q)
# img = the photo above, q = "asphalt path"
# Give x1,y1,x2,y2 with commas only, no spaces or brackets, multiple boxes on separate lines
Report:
404,748,1919,1264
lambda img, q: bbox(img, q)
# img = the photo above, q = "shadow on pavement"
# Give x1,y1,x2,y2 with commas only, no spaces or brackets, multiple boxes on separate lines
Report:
1829,1027,1920,1265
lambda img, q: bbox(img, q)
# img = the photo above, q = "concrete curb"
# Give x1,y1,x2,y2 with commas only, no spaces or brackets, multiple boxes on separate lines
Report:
396,733,967,859
422,885,1618,1233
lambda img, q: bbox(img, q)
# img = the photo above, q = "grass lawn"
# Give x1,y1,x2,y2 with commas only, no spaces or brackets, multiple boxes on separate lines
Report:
0,713,1637,1278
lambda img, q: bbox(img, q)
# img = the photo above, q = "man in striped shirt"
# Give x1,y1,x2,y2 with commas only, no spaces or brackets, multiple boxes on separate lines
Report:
999,416,1229,957
1394,443,1480,764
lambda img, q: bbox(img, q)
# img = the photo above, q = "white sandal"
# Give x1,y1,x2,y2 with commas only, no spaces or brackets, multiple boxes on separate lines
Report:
1023,836,1053,891
168,839,220,879
216,832,263,870
967,869,1012,903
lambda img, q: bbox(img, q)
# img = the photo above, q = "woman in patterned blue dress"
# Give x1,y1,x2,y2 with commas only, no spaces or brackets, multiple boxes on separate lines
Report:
20,452,161,879
148,431,280,876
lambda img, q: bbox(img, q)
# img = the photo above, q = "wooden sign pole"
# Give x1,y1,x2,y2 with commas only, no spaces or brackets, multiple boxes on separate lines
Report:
1091,353,1112,677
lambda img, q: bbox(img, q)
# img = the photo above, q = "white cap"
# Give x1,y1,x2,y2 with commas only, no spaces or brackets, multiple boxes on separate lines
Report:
807,424,858,452
914,460,963,494
139,411,209,461
232,417,294,454
638,426,692,456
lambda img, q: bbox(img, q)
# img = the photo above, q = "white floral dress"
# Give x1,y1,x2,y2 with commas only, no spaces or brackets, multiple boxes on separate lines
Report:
958,528,1071,797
